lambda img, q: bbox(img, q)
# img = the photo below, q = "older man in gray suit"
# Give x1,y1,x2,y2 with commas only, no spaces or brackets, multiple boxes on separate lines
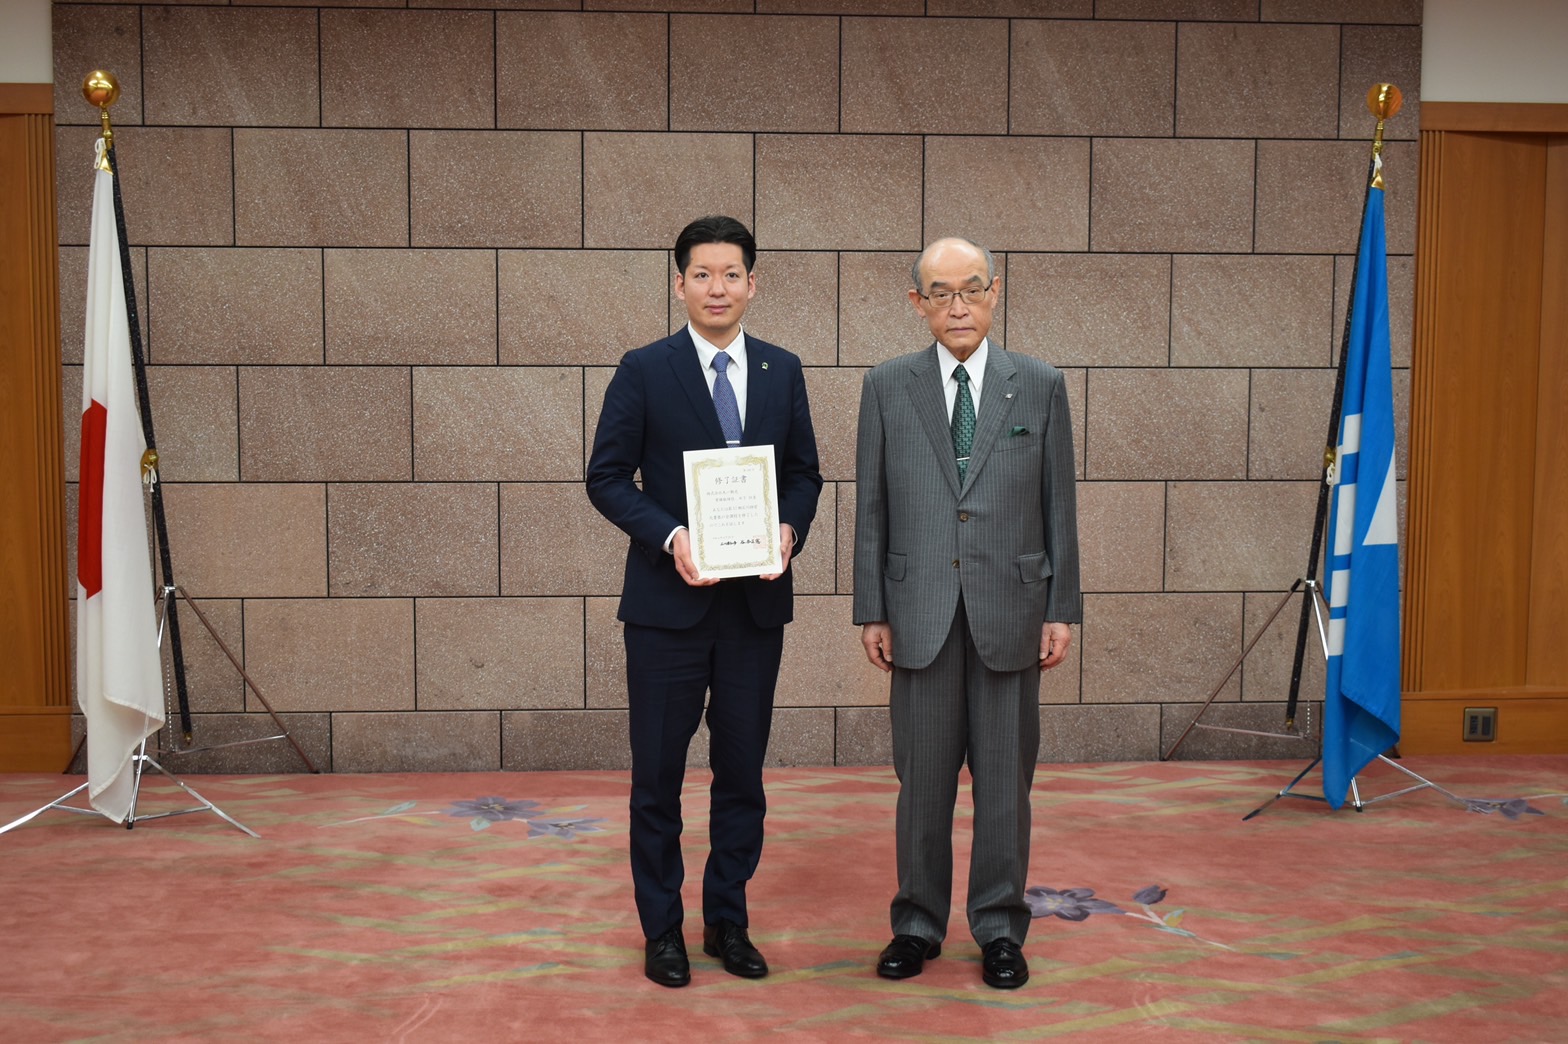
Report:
853,236,1081,990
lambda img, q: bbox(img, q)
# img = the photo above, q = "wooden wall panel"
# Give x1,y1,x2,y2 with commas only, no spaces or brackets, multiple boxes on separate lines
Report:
1421,102,1568,134
1406,131,1544,691
0,84,71,771
1526,136,1568,687
1404,697,1568,756
1405,103,1568,755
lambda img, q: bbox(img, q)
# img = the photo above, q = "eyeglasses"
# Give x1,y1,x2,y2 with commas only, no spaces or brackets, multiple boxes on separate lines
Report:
919,285,992,309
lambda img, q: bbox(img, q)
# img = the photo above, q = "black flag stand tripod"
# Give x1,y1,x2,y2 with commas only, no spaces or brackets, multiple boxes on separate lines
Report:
1159,577,1325,767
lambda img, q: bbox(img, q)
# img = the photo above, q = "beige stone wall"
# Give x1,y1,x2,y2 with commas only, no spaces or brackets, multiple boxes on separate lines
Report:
52,1,1423,772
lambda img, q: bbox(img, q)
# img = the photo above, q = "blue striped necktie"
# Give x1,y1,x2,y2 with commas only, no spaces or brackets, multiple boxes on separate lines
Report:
712,350,742,446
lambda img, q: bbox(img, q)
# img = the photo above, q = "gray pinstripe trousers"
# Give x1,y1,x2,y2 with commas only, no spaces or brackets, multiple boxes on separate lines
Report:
889,597,1041,947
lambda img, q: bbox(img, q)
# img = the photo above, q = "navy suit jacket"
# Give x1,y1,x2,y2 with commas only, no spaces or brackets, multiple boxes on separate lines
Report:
586,327,822,631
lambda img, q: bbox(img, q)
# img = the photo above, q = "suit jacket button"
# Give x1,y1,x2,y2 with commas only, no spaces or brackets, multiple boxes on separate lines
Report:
959,512,969,522
952,559,960,568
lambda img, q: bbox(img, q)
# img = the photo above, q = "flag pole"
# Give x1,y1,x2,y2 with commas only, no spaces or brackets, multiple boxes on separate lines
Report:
1241,86,1510,818
84,70,318,776
5,72,254,836
4,71,308,839
1233,85,1402,813
1279,84,1402,732
83,70,197,745
1163,86,1397,764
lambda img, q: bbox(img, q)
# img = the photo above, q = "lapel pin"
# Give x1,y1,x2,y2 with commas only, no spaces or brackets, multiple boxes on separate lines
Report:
761,361,769,370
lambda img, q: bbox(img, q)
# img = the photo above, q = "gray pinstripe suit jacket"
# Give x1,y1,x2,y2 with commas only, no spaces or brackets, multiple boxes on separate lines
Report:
852,343,1082,672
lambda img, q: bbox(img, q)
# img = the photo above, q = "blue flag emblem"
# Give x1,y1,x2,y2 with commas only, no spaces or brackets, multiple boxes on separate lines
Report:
1322,178,1402,808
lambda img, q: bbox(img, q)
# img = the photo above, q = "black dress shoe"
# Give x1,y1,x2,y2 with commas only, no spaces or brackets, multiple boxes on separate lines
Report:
644,926,690,987
702,918,768,978
876,934,941,979
980,938,1028,989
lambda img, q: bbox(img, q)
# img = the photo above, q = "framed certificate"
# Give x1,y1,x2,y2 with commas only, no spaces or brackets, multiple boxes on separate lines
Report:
682,445,783,579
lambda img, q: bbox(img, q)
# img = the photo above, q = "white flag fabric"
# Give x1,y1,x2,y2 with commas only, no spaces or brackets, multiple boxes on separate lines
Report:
78,141,164,823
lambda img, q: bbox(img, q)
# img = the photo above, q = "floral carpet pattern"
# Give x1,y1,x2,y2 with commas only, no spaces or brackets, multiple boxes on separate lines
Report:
2,757,1566,1042
1026,884,1237,951
324,795,609,838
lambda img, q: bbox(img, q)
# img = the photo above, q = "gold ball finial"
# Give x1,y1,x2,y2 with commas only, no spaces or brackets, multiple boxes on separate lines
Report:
82,70,120,110
1366,83,1403,121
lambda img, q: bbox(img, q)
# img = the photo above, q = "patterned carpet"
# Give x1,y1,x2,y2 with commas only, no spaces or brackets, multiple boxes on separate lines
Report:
2,757,1565,1042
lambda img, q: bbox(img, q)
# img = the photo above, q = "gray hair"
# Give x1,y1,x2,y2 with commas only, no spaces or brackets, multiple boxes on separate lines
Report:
911,238,996,294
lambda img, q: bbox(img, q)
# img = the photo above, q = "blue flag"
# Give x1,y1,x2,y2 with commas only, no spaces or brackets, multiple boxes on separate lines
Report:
1322,175,1402,809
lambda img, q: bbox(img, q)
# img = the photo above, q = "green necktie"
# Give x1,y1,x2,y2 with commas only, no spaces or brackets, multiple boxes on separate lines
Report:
951,363,975,481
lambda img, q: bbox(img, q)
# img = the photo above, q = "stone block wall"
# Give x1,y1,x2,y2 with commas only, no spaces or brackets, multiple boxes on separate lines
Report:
52,0,1423,771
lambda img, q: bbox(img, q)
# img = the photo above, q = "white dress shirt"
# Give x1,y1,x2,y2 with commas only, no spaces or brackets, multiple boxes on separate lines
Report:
937,337,989,421
687,322,748,427
665,323,750,554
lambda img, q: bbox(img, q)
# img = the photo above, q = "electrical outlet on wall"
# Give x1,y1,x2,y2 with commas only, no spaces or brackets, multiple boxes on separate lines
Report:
1463,707,1498,742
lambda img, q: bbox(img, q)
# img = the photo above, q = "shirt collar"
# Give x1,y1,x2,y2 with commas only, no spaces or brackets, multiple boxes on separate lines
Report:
687,323,747,372
936,338,989,384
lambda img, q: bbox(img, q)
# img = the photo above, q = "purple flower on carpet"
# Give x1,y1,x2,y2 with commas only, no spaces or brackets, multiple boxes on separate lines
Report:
1025,882,1235,951
323,796,604,833
444,797,542,822
1025,886,1127,921
526,816,608,840
1463,797,1545,819
1132,884,1168,906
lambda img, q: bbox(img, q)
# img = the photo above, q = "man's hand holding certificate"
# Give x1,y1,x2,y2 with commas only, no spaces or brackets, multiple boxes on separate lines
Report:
682,445,783,580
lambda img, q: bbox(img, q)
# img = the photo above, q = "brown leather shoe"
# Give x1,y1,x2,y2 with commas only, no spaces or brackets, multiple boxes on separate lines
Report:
876,934,941,979
644,926,690,987
702,918,768,978
980,938,1028,989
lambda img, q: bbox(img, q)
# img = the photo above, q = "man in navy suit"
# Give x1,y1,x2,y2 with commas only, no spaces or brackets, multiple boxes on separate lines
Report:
587,215,822,987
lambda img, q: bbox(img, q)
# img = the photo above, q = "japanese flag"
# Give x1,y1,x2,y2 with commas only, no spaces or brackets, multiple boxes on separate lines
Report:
77,142,164,823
